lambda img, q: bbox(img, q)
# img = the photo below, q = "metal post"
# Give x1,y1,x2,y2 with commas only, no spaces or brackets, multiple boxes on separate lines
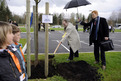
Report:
45,2,49,77
26,0,31,77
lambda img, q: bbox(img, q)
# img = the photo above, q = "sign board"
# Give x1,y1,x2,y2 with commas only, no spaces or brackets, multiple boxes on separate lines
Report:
42,15,53,23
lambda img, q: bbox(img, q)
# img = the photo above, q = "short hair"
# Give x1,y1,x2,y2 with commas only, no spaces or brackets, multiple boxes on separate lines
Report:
92,10,98,16
11,24,20,34
63,19,69,23
0,21,12,48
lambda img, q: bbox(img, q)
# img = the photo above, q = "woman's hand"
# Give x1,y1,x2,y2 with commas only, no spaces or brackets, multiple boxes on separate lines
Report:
105,37,109,40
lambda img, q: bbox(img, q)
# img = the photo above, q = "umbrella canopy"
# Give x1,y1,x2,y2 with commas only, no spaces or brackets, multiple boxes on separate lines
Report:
64,0,91,9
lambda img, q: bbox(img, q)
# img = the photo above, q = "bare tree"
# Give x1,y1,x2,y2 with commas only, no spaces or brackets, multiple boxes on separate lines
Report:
118,9,121,23
34,0,41,66
70,13,75,24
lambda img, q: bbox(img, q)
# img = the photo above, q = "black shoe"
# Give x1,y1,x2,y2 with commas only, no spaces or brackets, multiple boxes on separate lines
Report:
74,56,79,57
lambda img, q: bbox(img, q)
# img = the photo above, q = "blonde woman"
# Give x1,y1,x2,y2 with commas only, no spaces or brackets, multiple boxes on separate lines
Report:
0,21,25,81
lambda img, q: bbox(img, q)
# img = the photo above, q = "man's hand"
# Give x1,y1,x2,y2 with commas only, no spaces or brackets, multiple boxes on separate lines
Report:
60,42,62,44
105,37,109,40
78,19,81,22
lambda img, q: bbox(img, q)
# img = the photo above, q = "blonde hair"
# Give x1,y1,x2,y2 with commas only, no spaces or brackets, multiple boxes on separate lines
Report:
11,24,20,34
92,10,98,16
0,21,12,48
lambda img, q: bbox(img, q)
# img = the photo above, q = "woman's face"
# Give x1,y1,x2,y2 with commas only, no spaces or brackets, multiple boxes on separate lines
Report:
13,32,21,43
6,31,14,45
92,12,97,19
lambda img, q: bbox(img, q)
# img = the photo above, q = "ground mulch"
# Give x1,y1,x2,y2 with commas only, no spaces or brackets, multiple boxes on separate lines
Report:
29,60,103,81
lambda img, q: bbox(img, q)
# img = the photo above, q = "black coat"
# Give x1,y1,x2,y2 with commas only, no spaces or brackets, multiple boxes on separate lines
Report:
0,46,27,81
12,23,18,26
0,50,20,81
81,17,109,45
7,45,27,81
7,45,25,74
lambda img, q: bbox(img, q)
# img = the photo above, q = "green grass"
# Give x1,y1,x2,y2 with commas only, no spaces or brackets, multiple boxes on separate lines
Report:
20,27,34,32
98,52,121,81
25,52,121,81
114,29,121,32
50,28,121,32
50,28,83,31
28,76,66,81
50,28,64,31
78,28,83,31
19,38,26,48
19,26,121,32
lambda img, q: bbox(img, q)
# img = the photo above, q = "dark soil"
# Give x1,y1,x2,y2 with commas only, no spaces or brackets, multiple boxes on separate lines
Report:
56,61,103,81
29,60,56,79
29,60,103,81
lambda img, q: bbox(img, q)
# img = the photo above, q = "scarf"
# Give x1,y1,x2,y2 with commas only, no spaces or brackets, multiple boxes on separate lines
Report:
90,16,100,40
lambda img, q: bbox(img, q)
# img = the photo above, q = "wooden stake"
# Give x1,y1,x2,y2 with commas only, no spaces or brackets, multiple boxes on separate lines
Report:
35,0,39,66
45,2,49,77
33,6,36,40
26,0,31,77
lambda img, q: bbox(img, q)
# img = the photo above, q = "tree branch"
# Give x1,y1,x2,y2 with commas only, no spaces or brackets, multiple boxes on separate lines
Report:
37,0,41,4
34,0,41,4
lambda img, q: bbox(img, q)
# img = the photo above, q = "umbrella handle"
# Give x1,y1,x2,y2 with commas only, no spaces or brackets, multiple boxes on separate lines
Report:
53,42,61,54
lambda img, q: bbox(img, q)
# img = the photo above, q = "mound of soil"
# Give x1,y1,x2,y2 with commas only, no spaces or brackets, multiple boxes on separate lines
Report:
56,61,103,81
29,60,103,81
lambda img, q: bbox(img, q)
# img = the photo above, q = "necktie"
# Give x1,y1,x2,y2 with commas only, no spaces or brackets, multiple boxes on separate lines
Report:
94,20,96,25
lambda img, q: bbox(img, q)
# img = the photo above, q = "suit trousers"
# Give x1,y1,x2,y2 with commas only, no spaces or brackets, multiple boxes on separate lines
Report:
69,47,79,60
94,40,106,66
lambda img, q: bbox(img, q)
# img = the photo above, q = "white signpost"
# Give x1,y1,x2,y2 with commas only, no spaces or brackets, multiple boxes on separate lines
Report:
42,15,53,23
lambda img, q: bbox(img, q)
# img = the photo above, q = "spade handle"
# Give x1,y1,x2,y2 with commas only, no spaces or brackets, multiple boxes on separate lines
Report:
54,42,61,54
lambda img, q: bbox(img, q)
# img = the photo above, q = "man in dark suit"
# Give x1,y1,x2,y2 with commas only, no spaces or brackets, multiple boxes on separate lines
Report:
79,10,109,70
13,21,18,26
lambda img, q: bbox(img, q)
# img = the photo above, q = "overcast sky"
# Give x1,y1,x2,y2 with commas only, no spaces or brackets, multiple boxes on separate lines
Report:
6,0,121,19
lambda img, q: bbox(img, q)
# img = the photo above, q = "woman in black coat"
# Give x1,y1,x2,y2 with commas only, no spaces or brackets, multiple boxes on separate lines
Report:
79,10,109,70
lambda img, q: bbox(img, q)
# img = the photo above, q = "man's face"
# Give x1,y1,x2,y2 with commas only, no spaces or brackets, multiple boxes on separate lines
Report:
62,20,68,28
92,12,98,19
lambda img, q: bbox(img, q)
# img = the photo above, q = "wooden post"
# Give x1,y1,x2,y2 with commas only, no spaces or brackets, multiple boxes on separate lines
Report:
34,0,39,66
26,0,31,77
45,2,49,77
33,6,36,34
33,5,37,66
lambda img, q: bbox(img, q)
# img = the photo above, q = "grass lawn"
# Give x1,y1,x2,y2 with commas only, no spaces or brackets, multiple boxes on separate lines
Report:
19,38,26,48
20,27,34,32
19,26,121,33
50,28,83,31
25,52,121,81
28,76,66,81
114,29,121,32
50,28,121,32
50,28,64,31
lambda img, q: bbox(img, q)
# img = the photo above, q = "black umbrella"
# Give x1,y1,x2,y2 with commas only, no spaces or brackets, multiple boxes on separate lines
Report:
64,0,91,9
64,0,91,18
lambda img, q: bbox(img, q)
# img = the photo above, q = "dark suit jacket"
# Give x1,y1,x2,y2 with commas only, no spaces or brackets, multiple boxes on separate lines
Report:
80,17,109,45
